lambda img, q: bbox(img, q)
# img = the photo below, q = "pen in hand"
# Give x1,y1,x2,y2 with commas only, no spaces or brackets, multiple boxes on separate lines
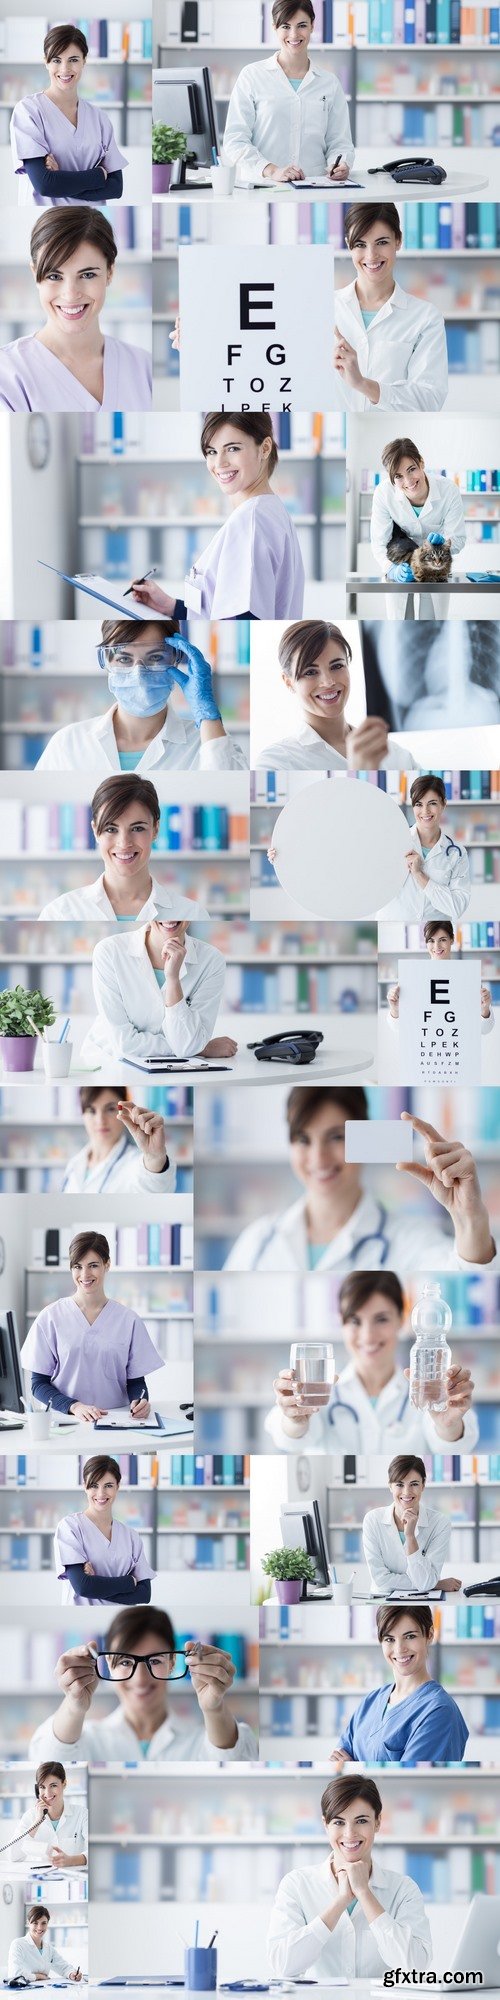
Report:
123,567,158,598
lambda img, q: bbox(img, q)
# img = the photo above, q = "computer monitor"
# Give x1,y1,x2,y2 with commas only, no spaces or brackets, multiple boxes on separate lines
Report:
280,1498,332,1596
152,66,221,183
0,1311,24,1416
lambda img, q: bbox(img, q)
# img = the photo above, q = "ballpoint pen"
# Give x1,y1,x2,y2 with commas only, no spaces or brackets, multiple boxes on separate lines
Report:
123,568,158,597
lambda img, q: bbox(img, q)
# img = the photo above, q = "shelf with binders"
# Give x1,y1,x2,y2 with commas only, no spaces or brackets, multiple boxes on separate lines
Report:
0,789,250,921
0,1466,249,1583
76,415,346,612
0,618,249,769
0,43,153,149
0,1079,193,1195
87,1763,500,1916
325,1476,494,1562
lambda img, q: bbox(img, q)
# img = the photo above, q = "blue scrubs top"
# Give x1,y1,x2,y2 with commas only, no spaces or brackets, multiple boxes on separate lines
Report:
338,1679,468,1766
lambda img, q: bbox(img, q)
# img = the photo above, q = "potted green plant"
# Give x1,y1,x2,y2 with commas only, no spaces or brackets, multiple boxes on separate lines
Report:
261,1547,317,1605
152,122,187,195
0,986,56,1073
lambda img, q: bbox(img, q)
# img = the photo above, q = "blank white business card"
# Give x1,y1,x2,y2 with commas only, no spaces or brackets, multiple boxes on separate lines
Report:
345,1120,414,1164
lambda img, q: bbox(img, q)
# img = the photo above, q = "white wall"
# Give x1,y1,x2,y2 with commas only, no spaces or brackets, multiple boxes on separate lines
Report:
250,618,366,764
8,416,77,619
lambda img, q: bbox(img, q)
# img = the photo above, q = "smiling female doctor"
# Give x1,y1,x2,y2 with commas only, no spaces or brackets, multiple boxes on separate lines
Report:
331,1603,468,1766
0,208,151,413
362,1453,455,1596
371,435,466,621
79,918,233,1068
60,1087,177,1197
36,621,247,773
8,1905,82,1982
10,23,126,208
227,1084,499,1278
54,1454,155,1606
223,0,354,186
38,775,209,923
266,1269,478,1455
380,774,470,924
333,204,448,413
9,1761,87,1869
129,415,305,623
20,1228,164,1425
256,619,417,770
268,1774,431,1981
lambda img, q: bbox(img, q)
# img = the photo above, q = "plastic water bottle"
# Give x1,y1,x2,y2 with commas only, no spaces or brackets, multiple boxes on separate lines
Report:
409,1281,452,1412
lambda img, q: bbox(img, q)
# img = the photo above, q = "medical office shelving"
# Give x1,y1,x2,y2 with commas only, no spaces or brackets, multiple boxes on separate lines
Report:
0,43,152,152
250,778,500,920
0,622,249,770
0,1453,250,1594
76,434,346,594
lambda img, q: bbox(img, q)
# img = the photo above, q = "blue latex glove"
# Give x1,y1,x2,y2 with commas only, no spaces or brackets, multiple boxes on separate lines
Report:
387,561,414,582
427,532,445,545
166,633,222,728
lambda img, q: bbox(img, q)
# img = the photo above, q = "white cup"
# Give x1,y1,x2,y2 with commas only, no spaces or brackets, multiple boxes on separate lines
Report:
27,1410,52,1440
42,1041,73,1079
330,1576,354,1605
210,164,236,196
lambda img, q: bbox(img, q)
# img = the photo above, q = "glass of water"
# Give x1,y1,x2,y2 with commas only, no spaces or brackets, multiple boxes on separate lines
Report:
290,1342,335,1407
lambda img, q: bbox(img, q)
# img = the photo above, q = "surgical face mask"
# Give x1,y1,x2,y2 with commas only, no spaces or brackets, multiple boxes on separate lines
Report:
106,664,176,716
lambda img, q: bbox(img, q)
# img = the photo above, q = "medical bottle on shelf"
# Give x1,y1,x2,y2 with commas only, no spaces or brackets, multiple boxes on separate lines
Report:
409,1281,452,1411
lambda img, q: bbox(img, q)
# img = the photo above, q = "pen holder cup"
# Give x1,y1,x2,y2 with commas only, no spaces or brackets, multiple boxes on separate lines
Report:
209,164,235,195
42,1041,73,1078
185,1947,218,1990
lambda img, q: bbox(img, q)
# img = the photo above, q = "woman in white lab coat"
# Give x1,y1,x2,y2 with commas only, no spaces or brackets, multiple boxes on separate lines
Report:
255,618,417,769
370,436,466,622
266,1268,478,1456
227,1082,498,1278
36,621,247,773
268,1773,431,1981
79,918,233,1069
30,1605,257,1765
380,773,470,925
387,918,494,1037
9,1760,87,1868
8,1904,82,1980
60,1086,177,1196
38,774,210,923
333,204,448,413
223,0,353,186
362,1453,454,1596
129,415,305,624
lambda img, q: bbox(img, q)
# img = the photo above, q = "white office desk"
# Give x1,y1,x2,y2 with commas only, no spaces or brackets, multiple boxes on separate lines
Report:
0,1410,193,1454
0,1048,374,1087
349,1559,500,1602
159,169,490,201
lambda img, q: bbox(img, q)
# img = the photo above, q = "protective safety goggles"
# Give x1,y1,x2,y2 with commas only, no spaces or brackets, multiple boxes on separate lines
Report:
96,644,176,672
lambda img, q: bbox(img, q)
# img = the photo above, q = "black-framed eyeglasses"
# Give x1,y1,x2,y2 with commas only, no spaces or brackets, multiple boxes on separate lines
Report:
94,1649,188,1682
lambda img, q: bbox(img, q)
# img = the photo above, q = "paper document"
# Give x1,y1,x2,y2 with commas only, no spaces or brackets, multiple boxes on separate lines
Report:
37,564,171,620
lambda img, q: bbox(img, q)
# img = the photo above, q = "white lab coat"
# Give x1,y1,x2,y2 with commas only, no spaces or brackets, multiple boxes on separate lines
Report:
60,1130,177,1197
380,823,470,923
362,1496,451,1595
30,1703,257,1765
264,1356,479,1456
79,927,225,1068
333,280,448,413
11,1796,88,1862
268,1854,432,1980
226,1188,499,1278
256,714,416,770
223,52,354,182
370,471,466,622
38,872,209,923
35,703,247,773
8,1933,73,1979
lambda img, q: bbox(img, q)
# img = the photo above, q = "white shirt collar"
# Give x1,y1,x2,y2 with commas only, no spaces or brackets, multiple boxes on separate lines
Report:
340,277,407,319
266,49,318,82
95,702,189,750
124,923,198,968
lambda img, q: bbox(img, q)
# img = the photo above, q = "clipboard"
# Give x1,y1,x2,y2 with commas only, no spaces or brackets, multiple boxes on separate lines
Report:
93,1409,194,1437
37,564,172,620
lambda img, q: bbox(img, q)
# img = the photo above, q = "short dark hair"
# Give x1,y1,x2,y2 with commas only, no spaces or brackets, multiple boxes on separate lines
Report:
200,412,278,477
31,206,117,285
376,1603,434,1645
382,438,423,484
91,776,160,837
344,202,402,249
279,621,352,682
410,774,446,809
387,1454,426,1485
321,1775,383,1822
339,1272,406,1321
83,1455,121,1490
423,919,454,944
44,24,88,62
79,1086,130,1112
35,1762,66,1789
286,1086,368,1142
100,617,180,652
27,1905,50,1924
272,0,315,21
68,1230,110,1271
105,1606,176,1653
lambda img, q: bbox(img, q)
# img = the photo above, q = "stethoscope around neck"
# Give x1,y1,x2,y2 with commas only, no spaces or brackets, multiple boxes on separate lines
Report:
61,1130,131,1194
249,1198,391,1272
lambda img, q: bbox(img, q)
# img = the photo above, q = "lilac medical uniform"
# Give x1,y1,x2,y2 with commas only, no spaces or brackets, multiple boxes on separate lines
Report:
184,493,305,620
10,93,127,206
20,1296,163,1407
0,335,152,413
54,1512,155,1605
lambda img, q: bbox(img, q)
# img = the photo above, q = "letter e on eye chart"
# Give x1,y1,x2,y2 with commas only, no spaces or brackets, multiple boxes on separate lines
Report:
178,245,335,411
398,956,482,1086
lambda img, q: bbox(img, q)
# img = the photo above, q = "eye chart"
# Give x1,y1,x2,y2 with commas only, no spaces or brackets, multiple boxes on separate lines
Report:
397,956,482,1086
